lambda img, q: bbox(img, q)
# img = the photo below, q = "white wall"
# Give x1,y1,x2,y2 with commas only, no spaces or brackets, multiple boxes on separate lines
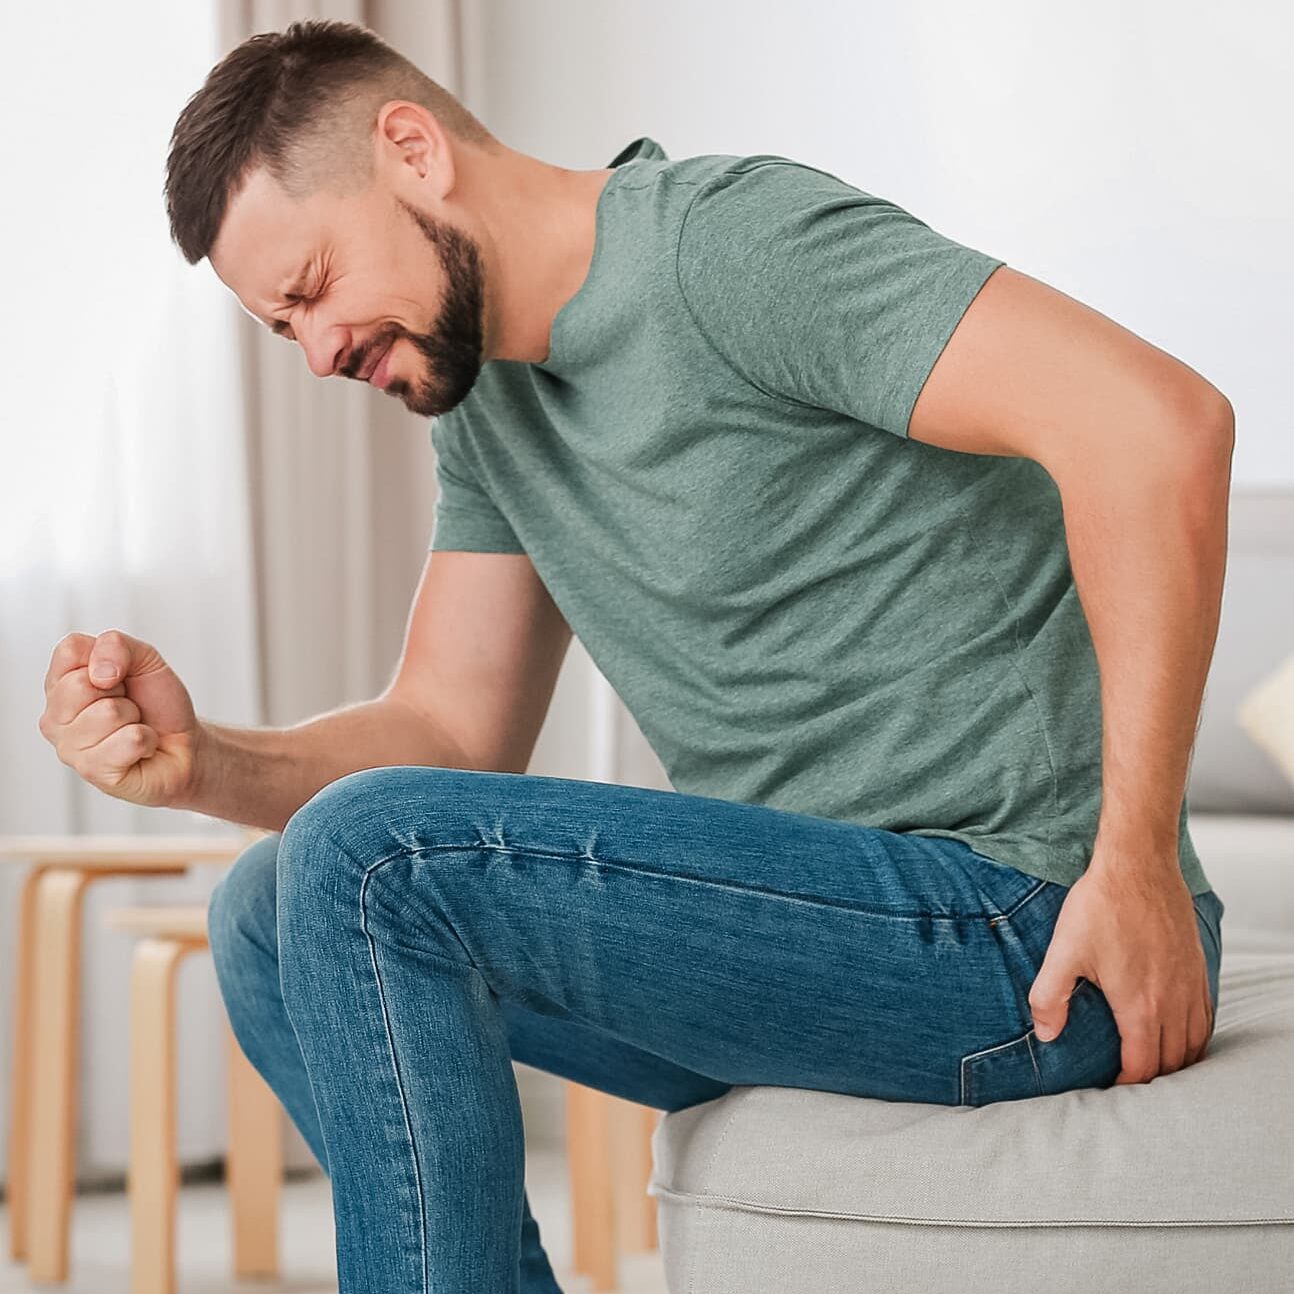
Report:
468,0,1292,484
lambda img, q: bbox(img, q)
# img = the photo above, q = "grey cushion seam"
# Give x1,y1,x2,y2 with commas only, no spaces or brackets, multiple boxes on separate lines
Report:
647,1184,1294,1227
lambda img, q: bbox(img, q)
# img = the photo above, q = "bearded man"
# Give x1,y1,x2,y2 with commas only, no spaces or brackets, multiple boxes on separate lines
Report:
40,17,1233,1293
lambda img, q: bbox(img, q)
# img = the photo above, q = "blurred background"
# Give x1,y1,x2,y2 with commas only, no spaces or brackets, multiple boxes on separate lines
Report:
1,1,1290,1290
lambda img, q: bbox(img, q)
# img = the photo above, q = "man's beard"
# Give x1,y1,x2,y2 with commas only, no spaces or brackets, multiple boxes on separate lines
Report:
342,201,487,418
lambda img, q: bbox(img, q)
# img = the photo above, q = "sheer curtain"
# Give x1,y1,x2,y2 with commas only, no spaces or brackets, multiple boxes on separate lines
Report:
0,4,260,1181
0,0,633,1185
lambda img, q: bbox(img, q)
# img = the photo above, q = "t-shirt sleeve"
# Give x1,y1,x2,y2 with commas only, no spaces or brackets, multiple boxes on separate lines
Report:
674,159,1006,439
428,416,527,554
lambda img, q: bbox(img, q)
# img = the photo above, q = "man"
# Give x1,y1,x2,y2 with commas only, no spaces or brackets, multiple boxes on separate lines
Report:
40,17,1232,1294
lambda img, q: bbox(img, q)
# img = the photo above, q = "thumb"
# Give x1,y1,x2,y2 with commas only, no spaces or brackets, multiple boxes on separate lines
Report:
89,658,119,685
88,631,131,687
1029,971,1080,1043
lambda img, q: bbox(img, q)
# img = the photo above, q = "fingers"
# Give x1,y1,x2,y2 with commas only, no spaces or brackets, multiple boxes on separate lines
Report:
1114,990,1215,1084
43,631,96,697
39,628,186,810
42,688,146,787
1027,966,1079,1043
1159,1011,1189,1077
63,693,145,755
40,667,126,734
38,649,141,787
1113,1014,1162,1085
44,627,142,698
40,629,146,761
1183,997,1212,1068
84,628,141,688
43,687,156,789
85,722,160,785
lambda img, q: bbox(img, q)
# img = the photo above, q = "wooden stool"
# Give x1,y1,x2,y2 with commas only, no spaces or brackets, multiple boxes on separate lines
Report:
566,1084,660,1291
104,904,281,1294
0,831,259,1281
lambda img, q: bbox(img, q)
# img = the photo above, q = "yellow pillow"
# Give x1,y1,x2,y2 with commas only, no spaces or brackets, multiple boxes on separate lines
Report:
1238,651,1294,790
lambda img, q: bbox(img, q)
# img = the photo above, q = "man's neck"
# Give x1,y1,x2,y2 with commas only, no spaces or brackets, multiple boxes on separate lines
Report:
469,148,616,366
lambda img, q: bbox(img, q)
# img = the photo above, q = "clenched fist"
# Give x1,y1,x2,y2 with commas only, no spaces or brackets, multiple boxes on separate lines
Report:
38,629,202,809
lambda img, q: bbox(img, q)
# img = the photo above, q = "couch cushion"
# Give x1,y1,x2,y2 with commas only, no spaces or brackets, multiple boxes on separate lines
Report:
648,815,1294,1289
649,943,1294,1229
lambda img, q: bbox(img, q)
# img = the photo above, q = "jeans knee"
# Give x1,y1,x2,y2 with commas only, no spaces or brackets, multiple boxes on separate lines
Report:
208,832,282,976
276,770,396,935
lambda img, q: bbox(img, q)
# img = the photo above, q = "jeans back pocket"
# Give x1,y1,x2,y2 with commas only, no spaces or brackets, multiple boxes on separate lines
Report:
959,1026,1044,1107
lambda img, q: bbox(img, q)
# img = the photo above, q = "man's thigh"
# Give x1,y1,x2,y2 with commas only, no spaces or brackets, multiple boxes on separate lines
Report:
279,765,1043,1106
212,822,731,1111
499,999,731,1113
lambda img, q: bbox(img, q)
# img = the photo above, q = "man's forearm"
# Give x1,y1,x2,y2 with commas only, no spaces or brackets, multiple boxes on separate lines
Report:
179,696,476,833
1056,405,1235,873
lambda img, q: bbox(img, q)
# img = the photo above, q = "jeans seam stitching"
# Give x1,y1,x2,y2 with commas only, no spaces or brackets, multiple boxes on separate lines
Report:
1024,1031,1044,1094
360,856,430,1294
374,840,999,923
989,879,1052,925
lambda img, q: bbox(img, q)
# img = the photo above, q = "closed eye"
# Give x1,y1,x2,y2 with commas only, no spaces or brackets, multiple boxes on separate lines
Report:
270,283,325,340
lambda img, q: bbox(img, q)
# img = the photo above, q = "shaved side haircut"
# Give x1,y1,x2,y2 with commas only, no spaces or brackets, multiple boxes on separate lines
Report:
165,18,497,263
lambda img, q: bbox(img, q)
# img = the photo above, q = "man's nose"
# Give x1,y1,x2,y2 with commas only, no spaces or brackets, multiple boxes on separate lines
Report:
296,319,347,378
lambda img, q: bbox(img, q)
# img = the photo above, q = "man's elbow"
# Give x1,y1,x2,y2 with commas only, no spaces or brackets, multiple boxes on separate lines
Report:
1171,382,1234,525
1179,379,1235,463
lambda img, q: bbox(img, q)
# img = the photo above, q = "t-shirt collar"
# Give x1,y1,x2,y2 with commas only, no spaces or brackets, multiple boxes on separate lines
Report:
606,135,668,167
535,136,668,375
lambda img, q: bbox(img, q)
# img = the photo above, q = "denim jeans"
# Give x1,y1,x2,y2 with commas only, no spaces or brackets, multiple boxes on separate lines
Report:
207,765,1224,1293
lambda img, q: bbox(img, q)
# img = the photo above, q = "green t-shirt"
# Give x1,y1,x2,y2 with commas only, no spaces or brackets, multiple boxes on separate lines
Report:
429,135,1210,898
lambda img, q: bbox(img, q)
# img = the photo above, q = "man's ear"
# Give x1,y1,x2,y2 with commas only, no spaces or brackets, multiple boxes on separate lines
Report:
375,100,454,199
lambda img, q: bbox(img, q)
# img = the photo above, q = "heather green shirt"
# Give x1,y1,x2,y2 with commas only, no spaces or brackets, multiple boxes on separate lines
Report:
429,135,1210,897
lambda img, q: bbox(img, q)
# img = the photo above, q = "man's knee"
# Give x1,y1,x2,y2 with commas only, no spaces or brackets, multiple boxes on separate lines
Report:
208,831,282,971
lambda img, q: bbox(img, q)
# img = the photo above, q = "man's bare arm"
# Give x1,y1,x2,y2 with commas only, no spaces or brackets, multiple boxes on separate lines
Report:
179,696,474,833
909,264,1233,1083
179,549,573,833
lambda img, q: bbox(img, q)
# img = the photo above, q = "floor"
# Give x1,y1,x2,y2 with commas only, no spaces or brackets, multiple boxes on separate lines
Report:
0,1142,669,1293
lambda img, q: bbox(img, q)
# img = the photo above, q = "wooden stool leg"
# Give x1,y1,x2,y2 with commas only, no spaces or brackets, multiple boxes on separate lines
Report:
26,868,90,1282
641,1105,659,1251
611,1101,659,1255
226,1017,281,1276
128,938,192,1294
7,864,46,1262
608,1097,662,1257
566,1081,617,1291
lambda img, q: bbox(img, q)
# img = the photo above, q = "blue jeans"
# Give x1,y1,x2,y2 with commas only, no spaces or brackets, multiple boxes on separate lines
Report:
207,765,1224,1293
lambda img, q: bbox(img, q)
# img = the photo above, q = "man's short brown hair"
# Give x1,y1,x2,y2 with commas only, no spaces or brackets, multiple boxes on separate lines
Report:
165,18,495,264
